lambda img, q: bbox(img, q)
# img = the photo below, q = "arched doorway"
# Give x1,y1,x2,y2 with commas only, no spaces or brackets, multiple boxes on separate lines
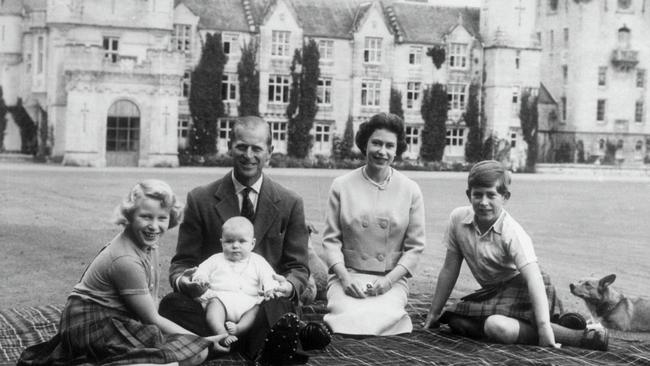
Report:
106,100,140,166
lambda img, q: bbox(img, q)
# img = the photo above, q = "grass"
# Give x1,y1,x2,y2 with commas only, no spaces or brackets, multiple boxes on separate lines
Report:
1,164,649,320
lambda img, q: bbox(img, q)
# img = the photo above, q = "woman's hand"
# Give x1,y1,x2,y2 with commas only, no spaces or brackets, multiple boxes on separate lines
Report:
367,276,392,296
340,275,367,298
423,312,441,329
178,267,209,298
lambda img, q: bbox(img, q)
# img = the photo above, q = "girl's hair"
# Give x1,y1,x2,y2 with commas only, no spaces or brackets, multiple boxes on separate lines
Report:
355,112,408,156
467,160,511,195
113,179,183,228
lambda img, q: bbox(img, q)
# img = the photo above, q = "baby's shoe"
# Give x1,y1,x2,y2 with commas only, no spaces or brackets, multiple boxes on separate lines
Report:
256,313,308,366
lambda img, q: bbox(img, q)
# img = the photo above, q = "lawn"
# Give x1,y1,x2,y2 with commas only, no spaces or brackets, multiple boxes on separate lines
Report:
1,164,649,320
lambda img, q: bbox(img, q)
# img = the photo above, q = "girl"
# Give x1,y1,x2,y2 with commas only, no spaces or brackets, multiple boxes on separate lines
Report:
18,179,228,366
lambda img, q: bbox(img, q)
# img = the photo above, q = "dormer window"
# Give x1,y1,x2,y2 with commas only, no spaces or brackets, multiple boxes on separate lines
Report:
363,37,382,63
449,43,468,69
617,25,631,48
271,31,290,57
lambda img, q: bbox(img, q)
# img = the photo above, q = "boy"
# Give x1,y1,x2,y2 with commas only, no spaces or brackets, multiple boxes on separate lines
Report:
424,160,608,351
192,216,279,346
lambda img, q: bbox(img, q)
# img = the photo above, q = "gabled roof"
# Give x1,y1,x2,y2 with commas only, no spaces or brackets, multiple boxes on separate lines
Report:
288,0,362,39
538,83,557,105
391,3,480,44
181,0,251,32
0,0,24,15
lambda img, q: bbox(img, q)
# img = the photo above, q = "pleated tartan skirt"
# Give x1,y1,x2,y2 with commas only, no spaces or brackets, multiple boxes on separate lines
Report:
18,296,212,365
441,272,563,324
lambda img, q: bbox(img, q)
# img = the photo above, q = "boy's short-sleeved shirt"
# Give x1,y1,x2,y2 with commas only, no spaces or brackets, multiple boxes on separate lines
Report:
444,206,537,287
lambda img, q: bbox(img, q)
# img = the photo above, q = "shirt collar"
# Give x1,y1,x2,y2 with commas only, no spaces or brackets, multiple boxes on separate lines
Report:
462,208,507,235
231,172,263,194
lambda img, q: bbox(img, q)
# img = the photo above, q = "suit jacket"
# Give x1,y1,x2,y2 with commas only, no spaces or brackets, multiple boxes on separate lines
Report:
169,172,309,298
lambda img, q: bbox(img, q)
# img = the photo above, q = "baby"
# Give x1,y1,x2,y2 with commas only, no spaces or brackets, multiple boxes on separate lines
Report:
192,216,279,346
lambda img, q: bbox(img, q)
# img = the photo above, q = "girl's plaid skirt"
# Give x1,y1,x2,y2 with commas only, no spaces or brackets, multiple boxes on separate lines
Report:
440,272,563,325
18,296,212,365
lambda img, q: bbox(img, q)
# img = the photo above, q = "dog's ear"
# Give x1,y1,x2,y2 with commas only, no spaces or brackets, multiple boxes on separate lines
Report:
598,274,616,292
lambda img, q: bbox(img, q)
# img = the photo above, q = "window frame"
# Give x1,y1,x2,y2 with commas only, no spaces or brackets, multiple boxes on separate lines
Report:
271,30,291,57
448,83,468,111
363,37,382,64
221,73,238,101
361,79,381,107
172,24,191,53
449,43,468,69
268,74,290,103
406,81,421,110
317,78,332,105
408,46,423,65
103,36,119,63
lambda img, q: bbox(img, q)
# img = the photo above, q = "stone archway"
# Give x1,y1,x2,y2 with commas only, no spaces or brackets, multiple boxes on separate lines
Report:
106,99,140,166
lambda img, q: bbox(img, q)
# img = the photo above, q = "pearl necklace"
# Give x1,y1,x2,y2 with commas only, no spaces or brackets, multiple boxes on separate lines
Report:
362,166,393,190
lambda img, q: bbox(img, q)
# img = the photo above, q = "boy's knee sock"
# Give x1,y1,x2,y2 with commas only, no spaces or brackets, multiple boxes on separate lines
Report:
551,324,608,351
551,323,583,346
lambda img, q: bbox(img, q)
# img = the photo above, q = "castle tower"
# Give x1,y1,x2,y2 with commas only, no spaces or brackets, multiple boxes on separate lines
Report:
481,0,540,145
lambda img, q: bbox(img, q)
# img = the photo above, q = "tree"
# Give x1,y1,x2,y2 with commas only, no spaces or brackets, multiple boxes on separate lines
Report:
188,33,226,157
420,83,448,162
427,46,446,69
237,39,259,116
519,89,539,172
338,115,355,160
287,39,320,158
464,82,482,163
389,88,404,120
0,86,7,152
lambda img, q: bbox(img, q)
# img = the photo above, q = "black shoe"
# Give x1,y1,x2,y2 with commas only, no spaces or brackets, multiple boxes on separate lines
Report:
256,313,308,366
299,321,332,351
556,312,587,330
580,327,609,352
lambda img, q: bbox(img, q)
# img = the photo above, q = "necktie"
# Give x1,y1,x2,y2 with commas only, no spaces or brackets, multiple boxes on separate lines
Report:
241,187,255,222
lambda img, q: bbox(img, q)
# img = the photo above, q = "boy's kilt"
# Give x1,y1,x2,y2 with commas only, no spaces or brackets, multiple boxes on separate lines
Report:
18,297,212,365
440,272,563,325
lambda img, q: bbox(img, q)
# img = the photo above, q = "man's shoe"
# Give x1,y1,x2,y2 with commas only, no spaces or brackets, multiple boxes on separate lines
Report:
299,321,332,351
256,313,308,366
580,327,609,352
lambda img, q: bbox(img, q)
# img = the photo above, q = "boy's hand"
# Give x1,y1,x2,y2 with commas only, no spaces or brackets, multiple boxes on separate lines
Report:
178,267,209,298
538,323,560,348
423,313,441,329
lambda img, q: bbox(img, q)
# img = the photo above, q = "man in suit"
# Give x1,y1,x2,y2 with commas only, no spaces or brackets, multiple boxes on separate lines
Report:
159,116,324,364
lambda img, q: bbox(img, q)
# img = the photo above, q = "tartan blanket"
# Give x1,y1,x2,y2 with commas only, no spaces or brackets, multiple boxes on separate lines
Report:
2,294,649,366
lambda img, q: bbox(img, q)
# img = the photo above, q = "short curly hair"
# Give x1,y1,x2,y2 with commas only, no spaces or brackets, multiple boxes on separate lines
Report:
113,179,183,229
355,112,407,156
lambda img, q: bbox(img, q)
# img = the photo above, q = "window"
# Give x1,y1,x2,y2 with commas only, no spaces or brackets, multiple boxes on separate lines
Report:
637,69,646,88
562,65,568,84
618,0,632,10
221,73,238,101
563,27,569,47
318,40,333,61
271,31,290,57
597,99,606,121
25,52,32,73
408,46,422,65
268,75,290,103
448,84,467,110
106,100,140,152
549,0,558,11
36,36,44,73
636,140,643,152
177,116,191,140
561,96,567,121
510,131,517,148
223,33,239,55
445,128,464,146
549,30,554,50
361,80,381,106
269,121,287,142
363,37,382,63
317,78,332,105
405,125,420,152
536,32,542,45
313,124,330,143
598,66,607,86
598,138,605,151
511,86,520,116
181,71,190,98
635,100,644,122
172,24,191,52
449,43,468,69
406,82,421,109
515,51,521,70
219,119,234,140
103,36,119,63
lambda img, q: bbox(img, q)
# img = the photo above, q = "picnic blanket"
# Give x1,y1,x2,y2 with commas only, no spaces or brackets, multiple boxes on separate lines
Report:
2,294,649,366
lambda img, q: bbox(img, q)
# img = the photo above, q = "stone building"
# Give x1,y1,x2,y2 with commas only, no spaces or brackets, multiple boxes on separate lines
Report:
537,0,650,164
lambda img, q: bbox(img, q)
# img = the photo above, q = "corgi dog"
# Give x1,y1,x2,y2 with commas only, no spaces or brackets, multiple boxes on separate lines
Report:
570,274,650,332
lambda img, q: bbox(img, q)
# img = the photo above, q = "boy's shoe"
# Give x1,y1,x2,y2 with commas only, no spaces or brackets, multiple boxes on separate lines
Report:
580,327,609,352
556,312,587,330
256,313,309,366
298,321,332,351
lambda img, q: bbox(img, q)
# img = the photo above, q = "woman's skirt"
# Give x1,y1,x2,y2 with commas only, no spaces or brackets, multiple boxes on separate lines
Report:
324,272,411,336
17,296,212,365
440,272,563,324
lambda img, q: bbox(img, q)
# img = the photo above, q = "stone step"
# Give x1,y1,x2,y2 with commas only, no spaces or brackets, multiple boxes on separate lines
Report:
0,153,33,164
